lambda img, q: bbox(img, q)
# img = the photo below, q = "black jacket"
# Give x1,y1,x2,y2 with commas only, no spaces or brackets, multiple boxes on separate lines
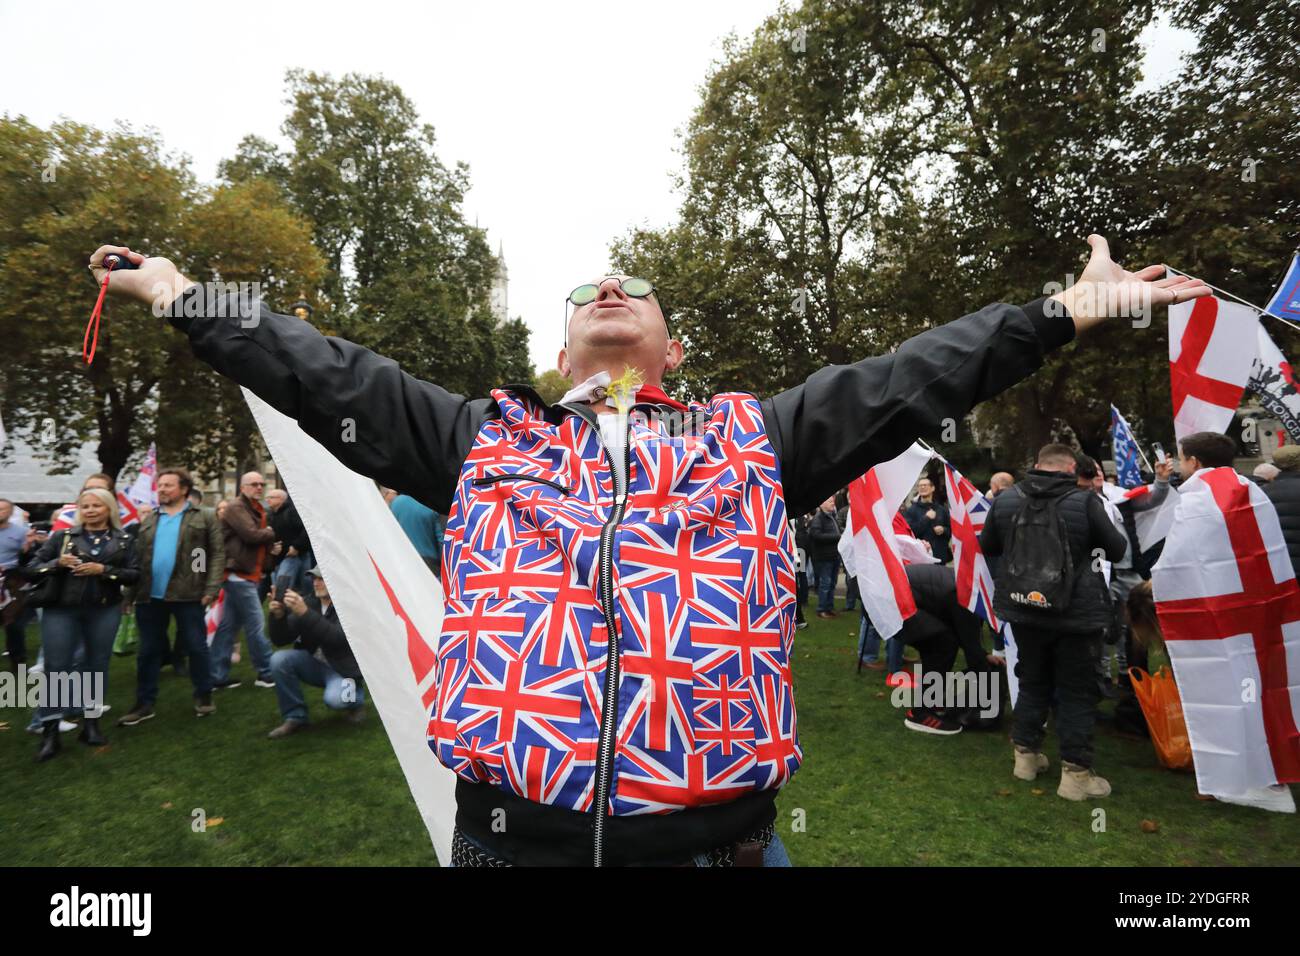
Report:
903,499,952,563
979,470,1127,634
1265,470,1300,577
169,282,1074,862
807,510,843,562
270,497,312,558
25,527,139,608
903,563,985,668
268,592,362,681
168,288,1072,521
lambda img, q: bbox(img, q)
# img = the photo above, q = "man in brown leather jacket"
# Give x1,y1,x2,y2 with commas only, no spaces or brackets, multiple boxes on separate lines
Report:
210,472,278,690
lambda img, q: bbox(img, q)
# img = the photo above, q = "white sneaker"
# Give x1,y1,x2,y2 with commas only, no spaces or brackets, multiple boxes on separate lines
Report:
28,661,44,675
28,719,78,734
1212,784,1296,813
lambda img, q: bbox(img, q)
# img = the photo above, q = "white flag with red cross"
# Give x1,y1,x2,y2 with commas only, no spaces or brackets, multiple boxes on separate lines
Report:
837,443,933,638
1152,466,1300,801
242,388,457,863
1168,289,1259,440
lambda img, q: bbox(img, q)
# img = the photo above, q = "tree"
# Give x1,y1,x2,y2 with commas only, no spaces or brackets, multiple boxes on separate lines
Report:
0,117,323,480
221,71,532,395
534,368,570,405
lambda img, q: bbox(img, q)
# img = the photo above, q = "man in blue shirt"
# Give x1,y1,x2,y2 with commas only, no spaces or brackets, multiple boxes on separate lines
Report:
382,488,445,576
118,468,226,725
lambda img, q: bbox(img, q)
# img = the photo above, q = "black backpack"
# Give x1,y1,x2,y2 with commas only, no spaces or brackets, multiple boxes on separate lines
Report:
1001,487,1083,613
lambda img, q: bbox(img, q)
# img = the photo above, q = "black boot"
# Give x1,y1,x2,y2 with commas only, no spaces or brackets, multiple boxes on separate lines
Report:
36,720,61,762
79,717,106,746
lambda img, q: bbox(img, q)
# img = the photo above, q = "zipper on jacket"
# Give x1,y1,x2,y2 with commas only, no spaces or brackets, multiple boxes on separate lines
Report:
591,417,631,867
471,473,571,495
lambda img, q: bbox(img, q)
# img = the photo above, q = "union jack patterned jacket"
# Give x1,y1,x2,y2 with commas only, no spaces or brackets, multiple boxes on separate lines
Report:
173,285,1072,862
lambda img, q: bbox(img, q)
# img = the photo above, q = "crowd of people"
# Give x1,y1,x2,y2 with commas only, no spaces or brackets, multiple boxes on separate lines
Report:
789,430,1280,802
0,467,447,761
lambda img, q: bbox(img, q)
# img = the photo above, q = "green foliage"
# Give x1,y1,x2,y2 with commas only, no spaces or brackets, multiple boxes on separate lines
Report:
0,118,322,479
222,71,532,396
613,0,1299,468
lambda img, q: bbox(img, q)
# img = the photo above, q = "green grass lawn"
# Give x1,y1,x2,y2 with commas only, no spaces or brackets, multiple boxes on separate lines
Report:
2,612,1297,866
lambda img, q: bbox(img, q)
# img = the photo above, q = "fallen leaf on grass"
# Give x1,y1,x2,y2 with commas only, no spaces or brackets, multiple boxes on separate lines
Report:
206,817,225,828
1030,788,1045,796
92,745,111,755
1140,819,1160,833
0,722,10,731
996,789,1013,797
161,802,174,810
874,692,885,699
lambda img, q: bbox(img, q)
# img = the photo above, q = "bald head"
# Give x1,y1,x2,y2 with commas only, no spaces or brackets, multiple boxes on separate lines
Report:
989,472,1014,496
557,275,681,395
239,472,266,501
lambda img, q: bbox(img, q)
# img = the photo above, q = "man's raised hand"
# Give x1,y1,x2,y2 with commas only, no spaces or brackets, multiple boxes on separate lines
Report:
1050,234,1212,334
89,245,193,314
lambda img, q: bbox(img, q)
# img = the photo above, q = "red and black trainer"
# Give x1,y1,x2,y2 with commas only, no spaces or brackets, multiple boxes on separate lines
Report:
903,708,963,736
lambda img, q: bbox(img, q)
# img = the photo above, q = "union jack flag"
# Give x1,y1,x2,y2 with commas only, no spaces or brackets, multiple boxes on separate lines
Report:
941,458,999,631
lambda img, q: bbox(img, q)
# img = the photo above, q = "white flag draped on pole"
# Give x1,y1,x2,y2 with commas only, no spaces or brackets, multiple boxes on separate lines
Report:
242,389,458,861
125,442,159,511
1152,466,1300,811
1103,481,1182,555
1247,323,1300,441
838,442,933,638
1167,289,1259,440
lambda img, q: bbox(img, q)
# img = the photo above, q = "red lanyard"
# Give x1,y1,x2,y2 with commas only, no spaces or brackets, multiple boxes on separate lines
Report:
84,258,118,365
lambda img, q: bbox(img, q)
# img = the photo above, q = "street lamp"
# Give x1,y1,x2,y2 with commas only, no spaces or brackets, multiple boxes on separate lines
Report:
290,292,313,321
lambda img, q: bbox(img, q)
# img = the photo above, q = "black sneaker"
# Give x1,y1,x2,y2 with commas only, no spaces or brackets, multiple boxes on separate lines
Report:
194,694,216,718
116,703,155,727
214,679,242,691
903,708,963,736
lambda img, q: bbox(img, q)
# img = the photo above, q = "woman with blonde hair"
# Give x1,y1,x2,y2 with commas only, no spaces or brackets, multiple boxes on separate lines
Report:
26,487,139,761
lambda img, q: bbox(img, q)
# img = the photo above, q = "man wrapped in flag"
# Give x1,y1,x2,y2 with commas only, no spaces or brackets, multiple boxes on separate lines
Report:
1152,431,1299,812
89,232,1207,866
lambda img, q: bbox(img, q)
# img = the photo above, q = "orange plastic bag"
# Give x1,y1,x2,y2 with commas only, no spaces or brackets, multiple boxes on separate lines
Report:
1128,667,1193,771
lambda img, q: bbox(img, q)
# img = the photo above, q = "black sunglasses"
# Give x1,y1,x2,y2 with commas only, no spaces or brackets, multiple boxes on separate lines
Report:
563,276,670,344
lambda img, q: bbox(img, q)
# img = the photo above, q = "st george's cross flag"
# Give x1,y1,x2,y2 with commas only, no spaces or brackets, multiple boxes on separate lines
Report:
838,442,933,638
1168,284,1260,440
1151,466,1300,804
940,458,999,630
242,388,458,863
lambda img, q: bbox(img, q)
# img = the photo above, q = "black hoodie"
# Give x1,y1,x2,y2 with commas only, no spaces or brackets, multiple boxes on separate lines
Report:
979,469,1127,634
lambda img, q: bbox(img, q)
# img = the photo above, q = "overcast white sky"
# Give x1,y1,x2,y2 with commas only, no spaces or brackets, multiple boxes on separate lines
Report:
2,1,1195,372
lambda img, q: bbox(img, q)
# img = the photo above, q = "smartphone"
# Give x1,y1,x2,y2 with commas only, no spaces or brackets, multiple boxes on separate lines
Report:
1152,442,1167,465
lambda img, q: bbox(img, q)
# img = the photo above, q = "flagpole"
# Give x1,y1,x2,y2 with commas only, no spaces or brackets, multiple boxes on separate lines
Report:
1166,265,1300,334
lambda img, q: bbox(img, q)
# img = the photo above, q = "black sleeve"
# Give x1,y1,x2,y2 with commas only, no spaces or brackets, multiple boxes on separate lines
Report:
296,606,347,654
26,530,69,576
268,611,295,647
979,497,1006,557
168,286,495,513
1088,494,1130,562
103,534,139,587
763,299,1074,517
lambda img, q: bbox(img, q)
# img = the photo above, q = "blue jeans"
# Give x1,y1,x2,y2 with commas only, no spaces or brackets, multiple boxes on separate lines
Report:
273,551,312,598
858,613,906,672
135,600,212,705
812,559,838,613
37,604,120,723
210,577,274,683
270,648,365,721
